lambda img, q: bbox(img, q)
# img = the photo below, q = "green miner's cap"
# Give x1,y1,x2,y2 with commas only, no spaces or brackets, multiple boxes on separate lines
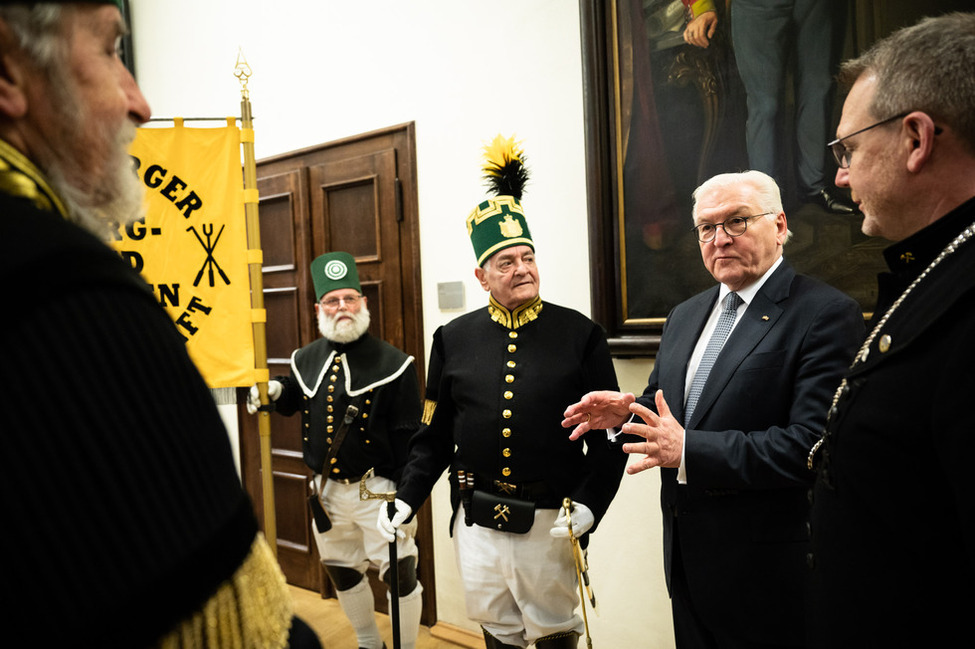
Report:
466,197,533,266
310,252,361,301
468,134,533,266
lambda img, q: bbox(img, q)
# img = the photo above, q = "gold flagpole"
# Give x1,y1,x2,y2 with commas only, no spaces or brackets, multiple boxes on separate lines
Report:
236,50,277,555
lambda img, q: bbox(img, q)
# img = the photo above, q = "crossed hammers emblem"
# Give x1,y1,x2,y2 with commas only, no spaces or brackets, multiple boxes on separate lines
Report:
493,503,511,522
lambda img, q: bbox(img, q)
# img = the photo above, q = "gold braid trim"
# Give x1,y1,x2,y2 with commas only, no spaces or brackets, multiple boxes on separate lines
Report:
156,533,294,649
487,294,543,330
422,398,437,425
0,137,68,218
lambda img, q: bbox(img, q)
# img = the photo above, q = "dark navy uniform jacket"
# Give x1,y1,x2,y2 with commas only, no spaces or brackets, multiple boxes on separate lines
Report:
397,295,626,535
275,334,421,483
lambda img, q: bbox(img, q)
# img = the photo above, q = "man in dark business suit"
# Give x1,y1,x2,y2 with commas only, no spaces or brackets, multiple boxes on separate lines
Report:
563,170,864,648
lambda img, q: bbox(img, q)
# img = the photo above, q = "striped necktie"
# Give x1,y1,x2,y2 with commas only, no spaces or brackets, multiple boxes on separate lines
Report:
684,292,742,425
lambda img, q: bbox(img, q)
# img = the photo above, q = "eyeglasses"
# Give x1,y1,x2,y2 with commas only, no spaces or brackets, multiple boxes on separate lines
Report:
320,294,361,309
828,112,909,169
692,213,772,242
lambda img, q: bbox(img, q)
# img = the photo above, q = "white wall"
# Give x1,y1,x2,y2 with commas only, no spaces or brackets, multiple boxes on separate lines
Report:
130,2,673,646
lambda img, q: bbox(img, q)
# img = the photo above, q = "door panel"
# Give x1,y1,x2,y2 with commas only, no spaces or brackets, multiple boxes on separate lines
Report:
309,148,401,345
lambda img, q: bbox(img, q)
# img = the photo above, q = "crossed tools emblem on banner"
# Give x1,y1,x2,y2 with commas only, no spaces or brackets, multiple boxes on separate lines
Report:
187,223,230,287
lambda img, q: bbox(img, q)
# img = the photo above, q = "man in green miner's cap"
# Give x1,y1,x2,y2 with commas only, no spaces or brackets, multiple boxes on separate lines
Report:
249,251,425,649
380,136,627,648
0,2,320,648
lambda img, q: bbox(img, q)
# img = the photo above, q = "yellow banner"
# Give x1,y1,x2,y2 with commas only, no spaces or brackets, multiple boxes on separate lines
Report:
112,121,256,388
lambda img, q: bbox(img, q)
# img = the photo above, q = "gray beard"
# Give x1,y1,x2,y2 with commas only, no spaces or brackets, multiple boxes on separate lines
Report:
35,59,145,239
317,304,371,344
44,121,146,239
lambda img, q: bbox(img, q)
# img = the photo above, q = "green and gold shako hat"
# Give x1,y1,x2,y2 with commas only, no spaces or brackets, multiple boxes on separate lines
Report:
310,252,361,301
467,135,533,266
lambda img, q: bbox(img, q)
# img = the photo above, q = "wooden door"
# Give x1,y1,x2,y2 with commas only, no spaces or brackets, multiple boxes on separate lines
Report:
307,148,401,337
237,123,434,624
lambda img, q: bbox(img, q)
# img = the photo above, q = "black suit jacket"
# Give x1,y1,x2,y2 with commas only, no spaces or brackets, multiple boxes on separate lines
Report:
637,260,864,645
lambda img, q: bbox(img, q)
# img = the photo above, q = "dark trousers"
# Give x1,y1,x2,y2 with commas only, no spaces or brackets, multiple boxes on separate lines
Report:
730,0,847,195
670,538,803,649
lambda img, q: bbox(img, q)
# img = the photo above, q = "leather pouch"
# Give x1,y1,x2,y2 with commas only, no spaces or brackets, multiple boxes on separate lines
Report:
469,489,534,534
308,494,332,532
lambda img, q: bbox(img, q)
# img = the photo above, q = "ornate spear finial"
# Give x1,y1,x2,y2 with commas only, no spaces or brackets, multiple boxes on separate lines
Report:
234,47,252,100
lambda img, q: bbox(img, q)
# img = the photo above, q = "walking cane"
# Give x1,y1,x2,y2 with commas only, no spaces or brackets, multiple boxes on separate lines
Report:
563,498,595,649
360,468,401,649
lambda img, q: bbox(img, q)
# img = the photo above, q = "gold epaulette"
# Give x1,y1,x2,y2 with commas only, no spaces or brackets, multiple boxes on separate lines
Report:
422,399,437,425
0,138,68,218
156,533,292,649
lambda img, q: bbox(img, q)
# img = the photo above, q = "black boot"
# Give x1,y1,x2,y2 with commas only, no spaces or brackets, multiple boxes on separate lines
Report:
482,627,520,649
535,630,580,648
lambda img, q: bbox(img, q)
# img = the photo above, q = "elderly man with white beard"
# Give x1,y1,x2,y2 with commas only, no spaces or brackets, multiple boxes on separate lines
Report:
248,251,424,649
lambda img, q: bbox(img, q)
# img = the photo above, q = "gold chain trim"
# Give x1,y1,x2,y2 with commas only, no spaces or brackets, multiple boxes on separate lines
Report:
808,219,975,470
156,533,293,649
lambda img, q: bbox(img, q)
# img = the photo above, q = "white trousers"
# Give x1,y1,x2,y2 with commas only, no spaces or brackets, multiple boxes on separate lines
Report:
453,508,582,647
312,474,418,578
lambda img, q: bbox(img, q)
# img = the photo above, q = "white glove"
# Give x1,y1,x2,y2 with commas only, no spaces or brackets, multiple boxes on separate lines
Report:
246,380,283,415
377,498,412,543
550,501,594,539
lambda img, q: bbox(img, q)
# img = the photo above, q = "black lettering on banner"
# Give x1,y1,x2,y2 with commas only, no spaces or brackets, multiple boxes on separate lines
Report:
119,250,143,273
156,283,180,307
141,163,204,218
173,296,212,338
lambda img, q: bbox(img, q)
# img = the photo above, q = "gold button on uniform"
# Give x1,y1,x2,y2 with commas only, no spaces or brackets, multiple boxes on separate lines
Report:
504,391,513,400
505,374,515,383
879,334,892,353
509,331,518,339
502,448,511,457
503,409,512,419
508,344,517,353
502,428,512,437
502,467,511,477
507,361,516,368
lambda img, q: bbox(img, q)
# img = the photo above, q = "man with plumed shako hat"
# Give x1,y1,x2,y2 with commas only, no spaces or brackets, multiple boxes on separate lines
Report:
249,251,424,649
0,1,320,647
379,136,627,648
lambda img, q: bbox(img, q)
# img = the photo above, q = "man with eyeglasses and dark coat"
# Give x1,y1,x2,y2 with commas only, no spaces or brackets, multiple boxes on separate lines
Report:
563,170,864,648
808,12,975,647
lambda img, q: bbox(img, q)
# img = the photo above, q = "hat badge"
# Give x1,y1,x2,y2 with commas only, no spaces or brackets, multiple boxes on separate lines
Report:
499,214,524,239
323,259,348,280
